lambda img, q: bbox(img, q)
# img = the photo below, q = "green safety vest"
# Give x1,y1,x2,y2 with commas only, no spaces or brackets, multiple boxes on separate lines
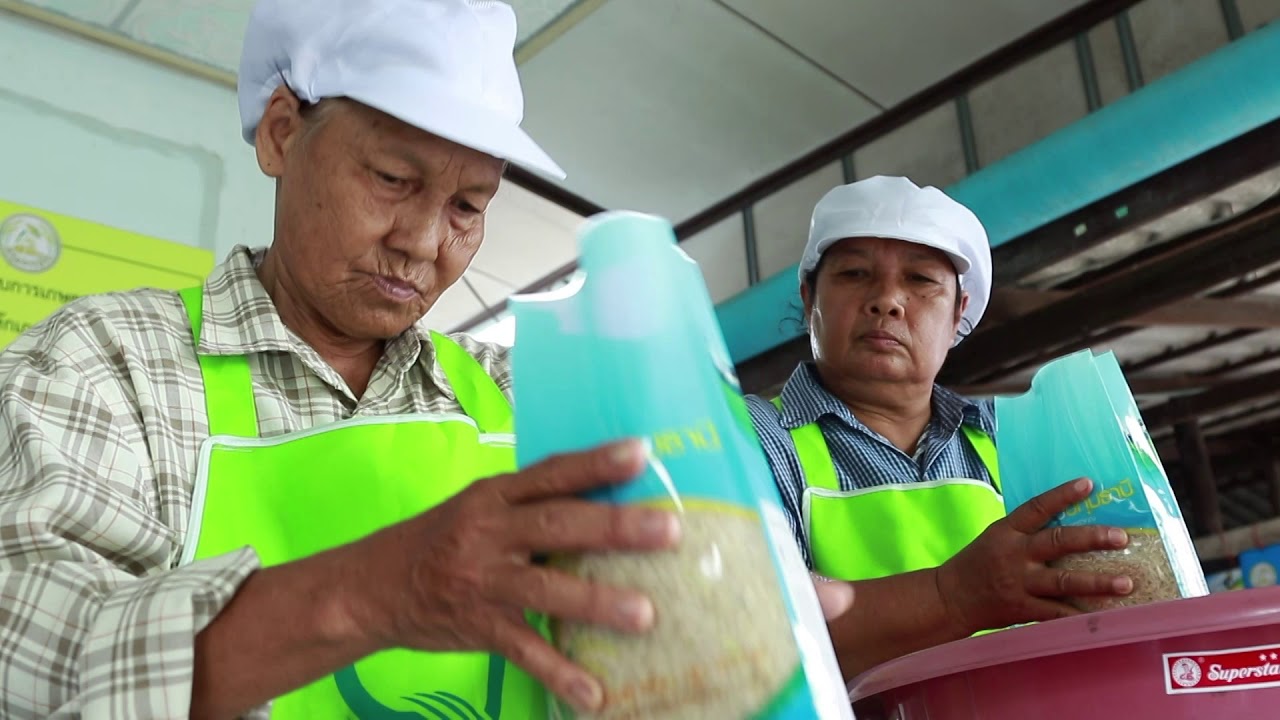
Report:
772,396,1005,582
176,287,546,719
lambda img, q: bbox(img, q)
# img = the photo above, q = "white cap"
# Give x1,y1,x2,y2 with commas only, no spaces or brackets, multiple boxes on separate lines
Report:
799,176,991,342
237,0,565,181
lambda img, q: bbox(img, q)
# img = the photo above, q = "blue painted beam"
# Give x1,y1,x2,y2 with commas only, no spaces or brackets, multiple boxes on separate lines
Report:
717,21,1280,365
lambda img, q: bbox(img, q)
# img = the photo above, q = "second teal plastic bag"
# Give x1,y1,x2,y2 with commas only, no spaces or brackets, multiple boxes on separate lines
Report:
995,350,1207,611
511,212,853,720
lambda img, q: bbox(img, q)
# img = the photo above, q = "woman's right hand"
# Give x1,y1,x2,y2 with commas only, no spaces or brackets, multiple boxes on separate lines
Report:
345,439,681,714
935,477,1133,635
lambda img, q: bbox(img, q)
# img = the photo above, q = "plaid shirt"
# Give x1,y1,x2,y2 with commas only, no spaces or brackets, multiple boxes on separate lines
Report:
0,246,510,719
746,363,997,567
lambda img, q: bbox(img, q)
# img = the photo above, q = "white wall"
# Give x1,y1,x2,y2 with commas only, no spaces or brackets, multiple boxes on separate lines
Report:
0,12,272,261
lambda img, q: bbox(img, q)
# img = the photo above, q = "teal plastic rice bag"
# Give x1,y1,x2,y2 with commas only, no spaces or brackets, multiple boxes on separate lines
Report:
995,350,1207,612
511,211,853,720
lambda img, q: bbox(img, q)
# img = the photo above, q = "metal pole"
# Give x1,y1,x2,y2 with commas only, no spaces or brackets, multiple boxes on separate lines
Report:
1220,0,1245,41
955,95,981,174
742,206,760,286
1115,11,1146,92
1074,34,1104,111
841,154,856,184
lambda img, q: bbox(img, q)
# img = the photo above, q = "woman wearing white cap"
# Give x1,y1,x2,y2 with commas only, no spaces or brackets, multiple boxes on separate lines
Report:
747,176,1134,676
0,2,852,719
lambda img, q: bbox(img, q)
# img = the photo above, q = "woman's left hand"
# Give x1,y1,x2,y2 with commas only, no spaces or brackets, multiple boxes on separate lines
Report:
812,572,855,620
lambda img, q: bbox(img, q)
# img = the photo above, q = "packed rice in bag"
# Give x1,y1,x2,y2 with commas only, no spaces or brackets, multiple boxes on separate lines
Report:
995,350,1208,612
510,211,853,720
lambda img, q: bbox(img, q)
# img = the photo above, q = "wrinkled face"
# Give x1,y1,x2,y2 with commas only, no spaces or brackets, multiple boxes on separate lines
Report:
256,91,504,341
803,236,968,387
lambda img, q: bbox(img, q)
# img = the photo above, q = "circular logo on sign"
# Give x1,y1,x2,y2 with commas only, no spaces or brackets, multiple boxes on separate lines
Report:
0,213,61,274
1251,561,1278,588
1171,658,1202,688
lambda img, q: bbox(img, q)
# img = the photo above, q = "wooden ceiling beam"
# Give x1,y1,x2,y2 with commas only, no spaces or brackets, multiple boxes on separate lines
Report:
986,289,1280,330
1159,417,1280,465
940,195,1280,383
991,118,1280,285
1144,368,1280,430
955,373,1221,398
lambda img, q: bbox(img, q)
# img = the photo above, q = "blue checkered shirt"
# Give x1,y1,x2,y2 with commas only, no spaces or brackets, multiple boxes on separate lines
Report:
746,362,997,567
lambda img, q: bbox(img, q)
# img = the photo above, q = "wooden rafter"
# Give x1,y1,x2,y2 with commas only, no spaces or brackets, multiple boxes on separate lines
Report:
940,195,1280,383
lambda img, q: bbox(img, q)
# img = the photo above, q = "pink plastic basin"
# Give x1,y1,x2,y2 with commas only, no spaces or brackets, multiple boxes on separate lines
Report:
848,587,1280,719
